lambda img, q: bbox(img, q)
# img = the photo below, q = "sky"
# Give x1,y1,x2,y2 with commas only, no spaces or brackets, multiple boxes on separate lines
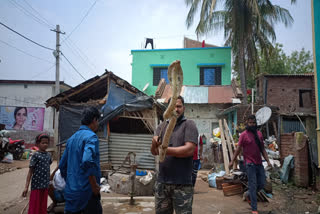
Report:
0,0,314,87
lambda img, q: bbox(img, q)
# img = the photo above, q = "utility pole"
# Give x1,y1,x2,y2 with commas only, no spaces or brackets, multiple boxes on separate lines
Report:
51,25,64,158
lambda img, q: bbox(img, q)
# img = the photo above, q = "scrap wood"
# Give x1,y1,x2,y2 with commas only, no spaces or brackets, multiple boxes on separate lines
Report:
223,119,234,159
223,119,236,150
223,119,237,169
219,119,230,175
222,183,243,196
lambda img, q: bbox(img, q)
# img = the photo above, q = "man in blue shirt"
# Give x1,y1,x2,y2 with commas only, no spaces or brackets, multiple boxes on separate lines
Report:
59,107,102,214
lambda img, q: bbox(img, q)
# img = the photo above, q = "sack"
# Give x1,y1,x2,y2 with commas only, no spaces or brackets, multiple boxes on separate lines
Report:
53,169,66,191
2,153,13,163
208,171,225,188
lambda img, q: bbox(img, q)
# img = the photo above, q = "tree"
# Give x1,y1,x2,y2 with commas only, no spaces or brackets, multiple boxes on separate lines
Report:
259,43,314,75
259,43,287,75
185,0,293,104
285,48,314,74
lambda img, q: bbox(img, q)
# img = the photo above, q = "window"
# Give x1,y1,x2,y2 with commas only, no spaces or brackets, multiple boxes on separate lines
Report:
200,67,221,85
153,67,169,86
299,89,312,108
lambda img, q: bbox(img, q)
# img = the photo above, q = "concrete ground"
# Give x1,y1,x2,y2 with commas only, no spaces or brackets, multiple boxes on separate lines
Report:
0,160,318,214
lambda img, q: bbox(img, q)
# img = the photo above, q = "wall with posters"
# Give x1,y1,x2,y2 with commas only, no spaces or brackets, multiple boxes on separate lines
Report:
0,106,45,131
0,80,71,146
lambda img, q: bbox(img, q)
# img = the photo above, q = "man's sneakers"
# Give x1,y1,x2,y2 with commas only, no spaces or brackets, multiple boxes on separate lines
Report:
251,211,258,214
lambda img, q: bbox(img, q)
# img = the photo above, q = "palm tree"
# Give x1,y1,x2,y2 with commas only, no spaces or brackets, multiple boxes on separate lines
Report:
185,0,293,104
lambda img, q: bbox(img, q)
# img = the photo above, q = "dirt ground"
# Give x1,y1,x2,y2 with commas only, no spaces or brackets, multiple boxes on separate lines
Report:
0,159,30,174
1,163,320,214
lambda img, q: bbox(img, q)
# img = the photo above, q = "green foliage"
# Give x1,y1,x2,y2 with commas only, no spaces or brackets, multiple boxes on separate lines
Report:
260,43,287,75
285,48,314,74
260,43,314,75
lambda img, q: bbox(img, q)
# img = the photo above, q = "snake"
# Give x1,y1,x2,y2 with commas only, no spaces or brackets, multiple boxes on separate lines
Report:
159,60,183,162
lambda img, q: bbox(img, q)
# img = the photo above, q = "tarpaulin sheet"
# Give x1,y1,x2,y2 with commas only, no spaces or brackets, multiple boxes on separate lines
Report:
100,81,154,125
58,105,86,144
58,81,155,144
280,155,294,183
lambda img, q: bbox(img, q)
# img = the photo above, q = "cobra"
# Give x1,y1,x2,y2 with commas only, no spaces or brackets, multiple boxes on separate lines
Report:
159,60,183,162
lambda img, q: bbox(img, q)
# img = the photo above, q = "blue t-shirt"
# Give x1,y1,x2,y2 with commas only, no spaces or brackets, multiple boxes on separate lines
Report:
59,125,101,212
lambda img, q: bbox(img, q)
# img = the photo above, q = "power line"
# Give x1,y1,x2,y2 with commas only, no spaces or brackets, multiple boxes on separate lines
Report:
62,38,97,77
22,0,55,28
61,52,86,80
61,64,79,85
67,38,98,70
62,0,98,43
0,21,55,51
30,63,56,79
0,96,45,106
0,39,53,63
8,0,52,29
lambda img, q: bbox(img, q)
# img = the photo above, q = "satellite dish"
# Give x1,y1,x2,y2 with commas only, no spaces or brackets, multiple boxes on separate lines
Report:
142,83,149,92
255,107,272,126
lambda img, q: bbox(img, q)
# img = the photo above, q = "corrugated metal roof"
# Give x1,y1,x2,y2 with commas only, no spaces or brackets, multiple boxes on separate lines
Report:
208,86,234,103
183,86,208,103
263,73,314,77
160,85,237,104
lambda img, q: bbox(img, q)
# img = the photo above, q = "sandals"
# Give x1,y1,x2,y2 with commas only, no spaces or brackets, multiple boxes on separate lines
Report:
252,211,259,214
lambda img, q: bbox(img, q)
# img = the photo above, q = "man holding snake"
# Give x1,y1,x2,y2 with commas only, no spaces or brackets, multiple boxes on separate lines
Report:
151,95,199,214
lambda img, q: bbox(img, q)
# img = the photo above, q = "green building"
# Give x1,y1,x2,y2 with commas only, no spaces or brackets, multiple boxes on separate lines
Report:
131,47,232,96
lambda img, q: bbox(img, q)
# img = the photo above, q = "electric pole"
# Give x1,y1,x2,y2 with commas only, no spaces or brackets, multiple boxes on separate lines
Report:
51,25,64,157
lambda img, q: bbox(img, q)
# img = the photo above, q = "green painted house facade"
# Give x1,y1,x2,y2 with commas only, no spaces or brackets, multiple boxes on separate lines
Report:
311,0,320,166
131,47,232,96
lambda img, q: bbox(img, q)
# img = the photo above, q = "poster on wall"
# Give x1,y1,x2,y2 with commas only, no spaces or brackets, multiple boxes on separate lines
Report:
0,106,45,131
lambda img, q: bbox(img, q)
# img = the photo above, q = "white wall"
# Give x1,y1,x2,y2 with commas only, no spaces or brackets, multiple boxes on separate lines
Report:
0,83,55,134
184,104,222,140
184,103,228,169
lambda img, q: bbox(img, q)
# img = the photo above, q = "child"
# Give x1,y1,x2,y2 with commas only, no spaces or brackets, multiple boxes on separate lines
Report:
47,166,65,213
22,133,52,214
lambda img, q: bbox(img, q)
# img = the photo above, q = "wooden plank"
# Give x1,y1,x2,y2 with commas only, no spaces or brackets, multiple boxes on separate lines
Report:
223,119,238,169
223,119,234,160
219,119,230,174
272,121,278,140
222,183,243,196
224,119,236,150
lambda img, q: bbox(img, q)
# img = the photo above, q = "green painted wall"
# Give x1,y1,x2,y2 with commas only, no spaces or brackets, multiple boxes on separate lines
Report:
313,0,320,125
312,0,320,166
131,47,232,96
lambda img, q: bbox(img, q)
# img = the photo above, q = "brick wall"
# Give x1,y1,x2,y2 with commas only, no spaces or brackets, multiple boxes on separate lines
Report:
265,76,315,114
280,133,295,158
183,37,217,48
293,133,309,187
280,132,309,187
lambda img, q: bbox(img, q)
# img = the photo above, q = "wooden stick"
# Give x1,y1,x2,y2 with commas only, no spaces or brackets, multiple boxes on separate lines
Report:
21,201,28,214
223,119,233,161
224,119,236,150
272,121,278,140
224,120,239,170
219,119,230,174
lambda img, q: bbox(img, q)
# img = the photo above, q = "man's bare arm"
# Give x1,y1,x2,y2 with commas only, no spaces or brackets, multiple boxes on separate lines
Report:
166,142,195,158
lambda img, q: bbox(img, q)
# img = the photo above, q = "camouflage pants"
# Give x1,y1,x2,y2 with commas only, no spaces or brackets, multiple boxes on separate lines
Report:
154,182,193,214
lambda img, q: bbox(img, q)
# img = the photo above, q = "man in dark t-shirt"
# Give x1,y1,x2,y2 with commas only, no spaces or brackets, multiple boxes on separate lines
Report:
151,96,198,214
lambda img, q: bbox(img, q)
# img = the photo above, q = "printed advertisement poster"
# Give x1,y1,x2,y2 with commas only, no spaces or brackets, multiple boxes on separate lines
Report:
0,106,45,131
